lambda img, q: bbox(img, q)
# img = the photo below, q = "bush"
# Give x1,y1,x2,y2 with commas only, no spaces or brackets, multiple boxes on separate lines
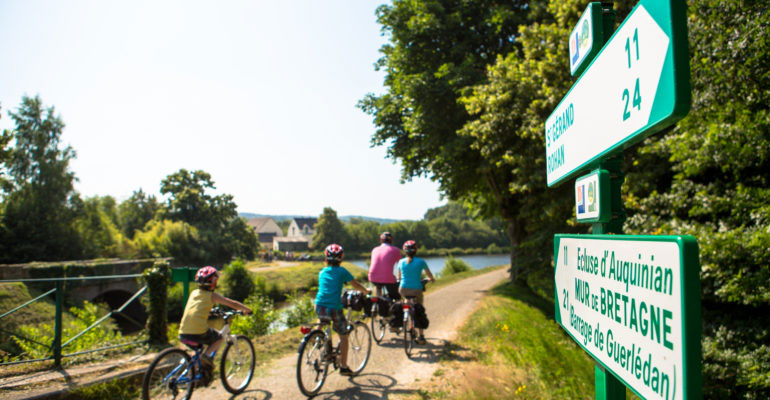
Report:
283,292,315,328
220,260,256,302
166,283,186,321
13,301,129,362
442,256,471,276
230,293,277,337
485,243,503,255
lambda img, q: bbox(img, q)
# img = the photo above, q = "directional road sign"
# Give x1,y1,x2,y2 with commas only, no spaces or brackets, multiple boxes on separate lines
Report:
554,234,701,400
545,0,690,187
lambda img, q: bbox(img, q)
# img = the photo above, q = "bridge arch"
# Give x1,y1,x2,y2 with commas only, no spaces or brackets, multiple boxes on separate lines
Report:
91,289,147,333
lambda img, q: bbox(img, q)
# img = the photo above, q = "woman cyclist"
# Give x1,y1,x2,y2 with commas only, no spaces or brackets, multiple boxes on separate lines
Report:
396,240,434,344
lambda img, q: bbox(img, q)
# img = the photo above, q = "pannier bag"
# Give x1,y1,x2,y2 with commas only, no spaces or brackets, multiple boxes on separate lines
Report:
341,290,364,311
388,302,404,328
377,297,393,318
413,303,429,329
361,295,373,317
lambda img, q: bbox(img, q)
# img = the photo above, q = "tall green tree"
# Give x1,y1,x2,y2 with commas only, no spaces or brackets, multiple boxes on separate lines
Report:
0,104,13,193
72,195,126,258
312,207,348,250
623,0,770,396
359,0,546,280
0,96,82,262
158,169,258,266
117,189,160,239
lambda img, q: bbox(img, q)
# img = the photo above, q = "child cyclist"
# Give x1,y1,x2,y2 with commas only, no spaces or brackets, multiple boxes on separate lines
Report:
315,244,371,376
178,266,253,385
396,240,435,344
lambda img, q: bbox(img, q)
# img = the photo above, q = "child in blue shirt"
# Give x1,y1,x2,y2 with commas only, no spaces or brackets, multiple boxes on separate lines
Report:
315,243,370,376
397,240,434,344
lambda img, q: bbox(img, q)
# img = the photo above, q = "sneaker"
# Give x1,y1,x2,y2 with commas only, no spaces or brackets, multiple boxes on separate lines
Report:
199,355,215,386
416,335,427,345
339,366,354,376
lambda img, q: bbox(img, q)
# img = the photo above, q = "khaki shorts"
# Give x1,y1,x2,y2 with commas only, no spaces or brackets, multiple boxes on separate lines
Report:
398,287,423,304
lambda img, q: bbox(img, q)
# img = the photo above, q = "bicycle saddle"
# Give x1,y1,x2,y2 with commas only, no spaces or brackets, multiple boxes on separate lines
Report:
180,338,204,349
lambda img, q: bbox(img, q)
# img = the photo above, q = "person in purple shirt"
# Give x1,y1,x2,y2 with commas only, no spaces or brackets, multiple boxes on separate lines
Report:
368,232,402,300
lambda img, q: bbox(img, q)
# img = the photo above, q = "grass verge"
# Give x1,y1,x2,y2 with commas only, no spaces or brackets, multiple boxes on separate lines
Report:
402,280,596,400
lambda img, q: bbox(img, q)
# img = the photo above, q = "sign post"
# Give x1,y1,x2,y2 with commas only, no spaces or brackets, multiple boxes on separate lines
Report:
554,235,702,400
545,1,698,399
545,0,691,187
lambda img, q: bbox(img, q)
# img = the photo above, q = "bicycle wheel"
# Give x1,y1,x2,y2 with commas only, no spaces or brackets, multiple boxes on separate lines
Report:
347,321,372,374
143,348,195,400
220,335,256,394
296,331,329,397
370,303,386,344
403,310,415,358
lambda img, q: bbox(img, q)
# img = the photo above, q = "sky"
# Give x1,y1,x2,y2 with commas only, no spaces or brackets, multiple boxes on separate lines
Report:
0,0,445,221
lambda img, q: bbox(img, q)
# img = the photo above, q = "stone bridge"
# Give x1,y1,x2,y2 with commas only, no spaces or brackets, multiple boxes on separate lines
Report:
0,258,175,332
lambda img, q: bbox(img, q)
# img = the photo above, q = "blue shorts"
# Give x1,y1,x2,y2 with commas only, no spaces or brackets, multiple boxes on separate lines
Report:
315,305,348,334
179,328,221,347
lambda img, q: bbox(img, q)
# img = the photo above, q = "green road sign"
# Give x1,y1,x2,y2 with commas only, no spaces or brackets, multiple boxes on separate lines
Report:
545,0,690,187
569,3,611,77
575,169,610,223
554,234,701,400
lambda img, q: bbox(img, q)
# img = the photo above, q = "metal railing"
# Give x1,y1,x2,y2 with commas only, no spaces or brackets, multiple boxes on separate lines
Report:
0,274,148,367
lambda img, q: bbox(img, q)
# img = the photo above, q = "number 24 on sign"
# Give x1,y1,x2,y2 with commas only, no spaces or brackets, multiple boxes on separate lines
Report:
622,28,641,121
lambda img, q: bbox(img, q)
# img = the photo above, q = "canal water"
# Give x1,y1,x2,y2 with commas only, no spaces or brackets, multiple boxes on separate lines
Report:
349,253,510,275
269,254,509,332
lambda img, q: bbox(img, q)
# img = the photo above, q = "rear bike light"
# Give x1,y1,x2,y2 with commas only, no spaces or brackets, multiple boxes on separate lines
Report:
300,326,311,335
371,297,379,302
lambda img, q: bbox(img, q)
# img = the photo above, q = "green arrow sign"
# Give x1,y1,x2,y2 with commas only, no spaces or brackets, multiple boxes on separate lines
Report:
554,234,701,400
545,0,690,187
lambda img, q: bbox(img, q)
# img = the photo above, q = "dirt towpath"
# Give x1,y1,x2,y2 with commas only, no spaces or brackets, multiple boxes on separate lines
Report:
194,267,508,399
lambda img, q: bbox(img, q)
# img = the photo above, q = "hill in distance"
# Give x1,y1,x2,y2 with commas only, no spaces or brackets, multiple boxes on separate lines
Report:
239,212,402,225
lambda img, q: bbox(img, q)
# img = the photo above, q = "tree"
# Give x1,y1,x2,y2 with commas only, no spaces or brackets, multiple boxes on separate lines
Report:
133,219,202,264
312,207,347,250
359,0,547,281
0,96,82,262
72,195,130,258
0,104,13,193
117,189,160,239
344,218,381,252
623,0,770,395
158,169,258,266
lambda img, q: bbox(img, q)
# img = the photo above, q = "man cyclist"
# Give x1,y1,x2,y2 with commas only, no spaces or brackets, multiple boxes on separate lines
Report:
396,240,434,344
368,232,402,300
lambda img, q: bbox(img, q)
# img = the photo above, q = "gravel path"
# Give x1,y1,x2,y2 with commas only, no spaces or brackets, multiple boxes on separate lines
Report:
194,267,508,399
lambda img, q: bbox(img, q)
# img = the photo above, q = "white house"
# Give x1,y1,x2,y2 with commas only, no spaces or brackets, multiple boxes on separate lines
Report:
287,217,317,240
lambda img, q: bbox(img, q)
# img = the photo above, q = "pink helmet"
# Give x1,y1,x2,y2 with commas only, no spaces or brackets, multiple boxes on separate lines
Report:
195,266,219,288
403,240,418,256
324,244,344,263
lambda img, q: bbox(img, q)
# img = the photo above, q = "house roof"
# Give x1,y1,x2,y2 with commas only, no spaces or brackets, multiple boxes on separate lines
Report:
293,217,317,229
247,217,274,232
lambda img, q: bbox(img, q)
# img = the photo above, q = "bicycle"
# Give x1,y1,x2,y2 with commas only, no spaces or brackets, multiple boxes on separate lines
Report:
142,309,256,400
369,284,401,344
296,299,372,397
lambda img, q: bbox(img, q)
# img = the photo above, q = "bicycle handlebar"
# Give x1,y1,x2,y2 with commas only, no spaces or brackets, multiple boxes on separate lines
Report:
209,308,245,320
